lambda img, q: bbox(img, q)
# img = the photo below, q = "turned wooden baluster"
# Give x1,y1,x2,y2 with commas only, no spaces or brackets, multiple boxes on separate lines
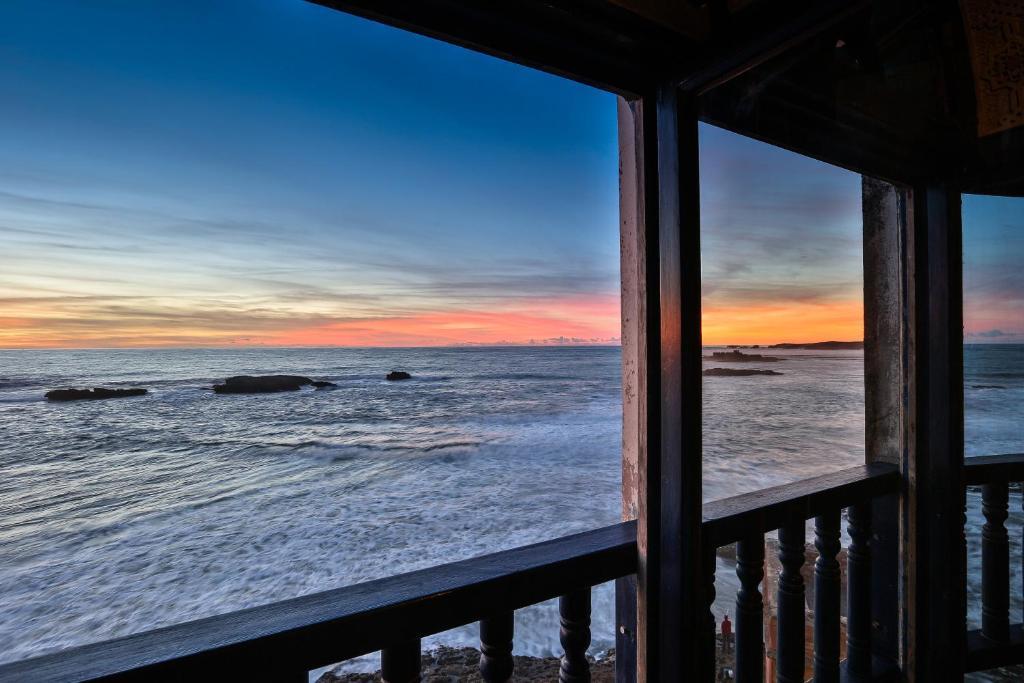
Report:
480,611,514,683
982,482,1010,642
813,510,841,683
845,503,872,679
735,533,765,683
558,589,591,683
704,546,718,682
776,521,805,683
381,638,421,683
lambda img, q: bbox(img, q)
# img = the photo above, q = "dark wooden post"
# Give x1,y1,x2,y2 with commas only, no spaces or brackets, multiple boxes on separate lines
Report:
735,534,764,683
381,639,421,683
981,482,1010,643
559,589,592,683
904,184,966,682
617,83,703,683
776,521,806,683
813,511,841,683
480,612,514,683
846,503,872,678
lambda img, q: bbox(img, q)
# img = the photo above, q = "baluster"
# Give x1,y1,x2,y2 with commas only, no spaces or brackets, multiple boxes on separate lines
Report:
982,482,1010,642
559,588,591,682
480,611,514,683
776,521,805,683
704,546,718,682
845,504,872,679
813,510,841,683
381,638,421,683
735,533,765,683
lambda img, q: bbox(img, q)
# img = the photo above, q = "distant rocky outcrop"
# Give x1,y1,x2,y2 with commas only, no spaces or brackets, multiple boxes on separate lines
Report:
45,387,148,401
770,341,863,350
212,375,336,394
386,371,412,381
703,368,783,377
706,350,783,362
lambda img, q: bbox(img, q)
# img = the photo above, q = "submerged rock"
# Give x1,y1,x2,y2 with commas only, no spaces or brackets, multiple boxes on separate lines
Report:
45,387,148,401
212,375,322,394
703,368,782,377
386,371,412,381
310,380,338,389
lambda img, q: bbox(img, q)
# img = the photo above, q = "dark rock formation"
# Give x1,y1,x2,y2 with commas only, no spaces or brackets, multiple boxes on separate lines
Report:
706,350,783,362
317,646,615,682
386,371,412,381
703,368,783,377
770,341,863,350
46,387,148,401
311,380,338,389
212,375,323,394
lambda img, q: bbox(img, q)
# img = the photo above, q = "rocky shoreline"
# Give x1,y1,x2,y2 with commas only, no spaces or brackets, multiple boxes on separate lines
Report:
317,646,617,682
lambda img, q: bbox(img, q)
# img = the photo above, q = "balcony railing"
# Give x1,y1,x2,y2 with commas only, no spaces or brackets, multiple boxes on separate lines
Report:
702,462,901,683
965,453,1024,674
4,457,1024,682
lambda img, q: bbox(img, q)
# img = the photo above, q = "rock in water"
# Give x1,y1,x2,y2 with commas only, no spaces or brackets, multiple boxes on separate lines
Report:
702,368,783,377
386,371,412,381
212,375,318,394
706,350,783,362
46,387,148,401
310,380,338,389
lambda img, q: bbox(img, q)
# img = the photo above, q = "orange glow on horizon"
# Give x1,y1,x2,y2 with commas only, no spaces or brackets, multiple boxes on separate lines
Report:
0,293,880,349
702,299,864,346
0,294,623,349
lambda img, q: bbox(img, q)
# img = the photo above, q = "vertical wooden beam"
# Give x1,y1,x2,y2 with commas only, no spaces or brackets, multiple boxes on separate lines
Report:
861,176,906,671
863,177,966,680
905,184,966,682
616,81,703,682
617,93,642,683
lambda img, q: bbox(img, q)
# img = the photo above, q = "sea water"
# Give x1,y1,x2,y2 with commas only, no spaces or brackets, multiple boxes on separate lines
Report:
0,345,1021,672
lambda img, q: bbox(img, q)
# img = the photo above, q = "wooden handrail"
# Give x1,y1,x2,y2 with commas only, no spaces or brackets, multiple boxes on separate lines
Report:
702,463,901,548
0,522,636,683
965,453,1024,486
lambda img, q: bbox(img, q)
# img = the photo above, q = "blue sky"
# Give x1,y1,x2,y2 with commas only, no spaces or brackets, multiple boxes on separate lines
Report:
0,0,1018,347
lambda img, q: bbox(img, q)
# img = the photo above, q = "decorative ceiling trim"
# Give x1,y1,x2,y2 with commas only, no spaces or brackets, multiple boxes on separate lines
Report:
960,0,1024,136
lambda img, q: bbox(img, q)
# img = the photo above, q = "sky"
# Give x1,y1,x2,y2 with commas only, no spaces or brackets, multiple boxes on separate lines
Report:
0,0,1019,348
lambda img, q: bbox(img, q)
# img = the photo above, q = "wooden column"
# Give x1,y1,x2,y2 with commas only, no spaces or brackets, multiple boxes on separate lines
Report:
905,184,966,682
616,81,703,682
861,176,905,672
863,177,966,680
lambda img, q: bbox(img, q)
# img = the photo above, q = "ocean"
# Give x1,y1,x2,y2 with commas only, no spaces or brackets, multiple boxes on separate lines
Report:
0,345,1021,673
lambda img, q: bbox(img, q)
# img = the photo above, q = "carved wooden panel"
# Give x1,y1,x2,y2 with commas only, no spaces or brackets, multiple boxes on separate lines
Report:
961,0,1024,136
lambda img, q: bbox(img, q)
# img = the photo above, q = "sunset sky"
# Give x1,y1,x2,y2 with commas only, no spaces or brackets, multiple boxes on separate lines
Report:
1,0,1020,348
